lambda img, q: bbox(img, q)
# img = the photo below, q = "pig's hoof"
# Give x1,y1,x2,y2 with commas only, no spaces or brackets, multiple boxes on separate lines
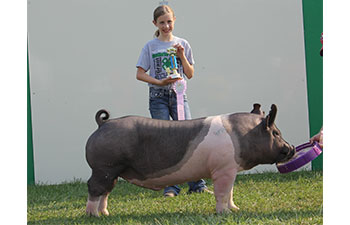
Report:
86,200,100,217
99,209,109,216
86,209,99,217
216,208,232,214
229,204,240,211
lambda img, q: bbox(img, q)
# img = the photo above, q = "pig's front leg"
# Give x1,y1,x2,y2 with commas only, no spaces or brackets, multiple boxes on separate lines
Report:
228,187,239,210
212,169,238,213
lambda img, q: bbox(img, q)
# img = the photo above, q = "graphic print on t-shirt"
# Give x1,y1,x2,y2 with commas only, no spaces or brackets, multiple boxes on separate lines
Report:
152,50,182,80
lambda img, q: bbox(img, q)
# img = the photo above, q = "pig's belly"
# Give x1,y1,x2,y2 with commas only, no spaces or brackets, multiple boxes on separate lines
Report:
124,152,212,190
124,115,237,190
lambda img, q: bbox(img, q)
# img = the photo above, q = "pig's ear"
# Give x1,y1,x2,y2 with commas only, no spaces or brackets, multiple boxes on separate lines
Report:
263,104,277,129
250,103,263,115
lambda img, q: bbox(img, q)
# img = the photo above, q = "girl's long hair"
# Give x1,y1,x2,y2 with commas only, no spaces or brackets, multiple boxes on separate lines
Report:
153,5,175,37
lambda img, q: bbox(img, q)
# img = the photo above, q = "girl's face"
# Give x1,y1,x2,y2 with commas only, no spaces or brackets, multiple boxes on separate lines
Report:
153,13,176,38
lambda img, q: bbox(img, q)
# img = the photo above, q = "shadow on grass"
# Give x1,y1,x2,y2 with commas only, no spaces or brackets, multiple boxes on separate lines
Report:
28,208,322,225
235,170,323,184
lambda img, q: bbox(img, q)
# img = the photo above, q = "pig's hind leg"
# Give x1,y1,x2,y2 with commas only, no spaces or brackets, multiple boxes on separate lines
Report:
97,188,111,215
97,179,119,216
86,166,123,217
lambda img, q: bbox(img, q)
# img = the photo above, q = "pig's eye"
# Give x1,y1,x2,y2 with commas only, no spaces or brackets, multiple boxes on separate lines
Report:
273,131,279,136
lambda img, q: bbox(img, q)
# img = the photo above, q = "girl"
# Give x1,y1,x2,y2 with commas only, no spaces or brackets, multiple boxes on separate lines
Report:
136,5,209,197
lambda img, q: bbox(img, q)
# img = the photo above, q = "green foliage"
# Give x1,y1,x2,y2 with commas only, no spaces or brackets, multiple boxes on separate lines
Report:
27,171,322,224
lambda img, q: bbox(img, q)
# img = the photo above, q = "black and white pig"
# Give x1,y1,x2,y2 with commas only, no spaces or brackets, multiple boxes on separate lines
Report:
85,104,295,216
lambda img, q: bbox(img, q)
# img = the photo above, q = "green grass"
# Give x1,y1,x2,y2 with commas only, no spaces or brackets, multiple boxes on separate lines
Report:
27,171,322,224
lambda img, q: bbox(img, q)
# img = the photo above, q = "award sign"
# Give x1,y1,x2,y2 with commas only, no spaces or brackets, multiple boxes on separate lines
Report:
172,79,187,120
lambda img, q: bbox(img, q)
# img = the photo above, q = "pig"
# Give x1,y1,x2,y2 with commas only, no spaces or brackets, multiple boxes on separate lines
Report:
85,104,295,216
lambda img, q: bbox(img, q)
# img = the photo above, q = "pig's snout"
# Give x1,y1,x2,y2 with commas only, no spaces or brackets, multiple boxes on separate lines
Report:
278,144,296,163
281,144,295,155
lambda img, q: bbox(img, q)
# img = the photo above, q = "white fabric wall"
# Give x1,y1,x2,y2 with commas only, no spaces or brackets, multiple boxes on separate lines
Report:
28,0,309,184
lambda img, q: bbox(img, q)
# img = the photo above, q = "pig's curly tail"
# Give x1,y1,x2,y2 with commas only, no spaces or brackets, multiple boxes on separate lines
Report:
95,109,109,127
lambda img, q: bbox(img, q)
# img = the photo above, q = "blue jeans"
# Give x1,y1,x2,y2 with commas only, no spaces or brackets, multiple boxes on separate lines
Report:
149,87,207,195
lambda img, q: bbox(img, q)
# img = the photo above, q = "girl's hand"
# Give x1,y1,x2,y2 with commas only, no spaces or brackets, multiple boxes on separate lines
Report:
310,127,323,148
173,43,185,59
172,43,194,79
137,67,181,86
158,76,181,86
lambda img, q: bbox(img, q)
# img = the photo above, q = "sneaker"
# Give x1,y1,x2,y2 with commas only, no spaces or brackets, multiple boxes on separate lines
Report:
164,191,176,197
